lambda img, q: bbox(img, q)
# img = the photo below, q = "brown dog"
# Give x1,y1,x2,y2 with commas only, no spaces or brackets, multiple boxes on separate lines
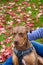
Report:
12,26,43,65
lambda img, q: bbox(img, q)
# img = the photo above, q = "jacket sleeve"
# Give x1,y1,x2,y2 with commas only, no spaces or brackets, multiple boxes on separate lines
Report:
27,28,43,41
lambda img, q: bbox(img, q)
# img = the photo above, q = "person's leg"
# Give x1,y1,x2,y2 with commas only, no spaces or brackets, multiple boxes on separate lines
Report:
3,56,13,65
31,41,43,57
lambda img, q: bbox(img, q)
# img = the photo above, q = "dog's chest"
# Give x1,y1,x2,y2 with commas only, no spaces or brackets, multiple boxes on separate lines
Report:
14,47,33,65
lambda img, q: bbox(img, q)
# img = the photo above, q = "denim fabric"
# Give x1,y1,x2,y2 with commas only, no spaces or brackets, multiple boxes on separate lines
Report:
3,56,13,65
31,41,43,57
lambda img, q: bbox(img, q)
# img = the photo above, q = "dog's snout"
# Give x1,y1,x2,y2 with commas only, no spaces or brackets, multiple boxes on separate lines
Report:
14,41,18,44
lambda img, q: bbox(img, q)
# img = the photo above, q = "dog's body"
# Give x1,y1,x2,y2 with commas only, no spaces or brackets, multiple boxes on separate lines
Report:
12,26,43,65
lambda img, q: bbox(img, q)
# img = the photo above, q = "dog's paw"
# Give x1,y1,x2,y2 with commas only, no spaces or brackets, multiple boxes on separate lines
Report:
38,56,43,65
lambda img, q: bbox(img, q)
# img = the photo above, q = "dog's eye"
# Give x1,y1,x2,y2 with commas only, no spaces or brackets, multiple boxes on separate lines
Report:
13,33,16,36
19,33,23,37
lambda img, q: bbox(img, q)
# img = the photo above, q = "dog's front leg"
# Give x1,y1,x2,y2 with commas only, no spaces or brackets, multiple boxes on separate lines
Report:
12,52,19,65
37,55,43,65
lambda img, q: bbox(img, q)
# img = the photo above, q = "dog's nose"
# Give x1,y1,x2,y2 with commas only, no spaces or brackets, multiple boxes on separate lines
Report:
14,41,18,44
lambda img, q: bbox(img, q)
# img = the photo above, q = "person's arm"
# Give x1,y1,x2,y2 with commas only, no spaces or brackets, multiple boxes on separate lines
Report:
27,28,43,41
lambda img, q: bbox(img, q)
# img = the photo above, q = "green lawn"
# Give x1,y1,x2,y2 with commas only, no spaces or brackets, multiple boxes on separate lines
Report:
0,0,43,50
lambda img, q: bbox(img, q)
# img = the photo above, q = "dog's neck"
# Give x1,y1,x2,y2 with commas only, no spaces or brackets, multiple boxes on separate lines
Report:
15,39,32,51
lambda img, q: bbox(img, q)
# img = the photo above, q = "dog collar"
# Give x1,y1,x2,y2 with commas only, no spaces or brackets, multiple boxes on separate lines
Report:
14,47,33,56
22,47,33,56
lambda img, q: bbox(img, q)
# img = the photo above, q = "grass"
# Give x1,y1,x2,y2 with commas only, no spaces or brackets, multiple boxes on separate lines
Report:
0,0,43,51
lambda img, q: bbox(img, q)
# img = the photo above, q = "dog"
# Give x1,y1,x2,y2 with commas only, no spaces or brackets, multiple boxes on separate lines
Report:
12,26,43,65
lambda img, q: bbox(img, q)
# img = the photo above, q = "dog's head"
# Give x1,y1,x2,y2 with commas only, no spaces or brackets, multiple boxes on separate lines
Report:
13,26,31,50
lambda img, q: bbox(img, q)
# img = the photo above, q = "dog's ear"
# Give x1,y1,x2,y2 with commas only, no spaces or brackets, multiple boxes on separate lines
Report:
25,25,32,33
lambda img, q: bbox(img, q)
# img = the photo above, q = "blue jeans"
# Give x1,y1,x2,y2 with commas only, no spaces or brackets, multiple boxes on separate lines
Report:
31,41,43,57
3,56,13,65
3,41,43,65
